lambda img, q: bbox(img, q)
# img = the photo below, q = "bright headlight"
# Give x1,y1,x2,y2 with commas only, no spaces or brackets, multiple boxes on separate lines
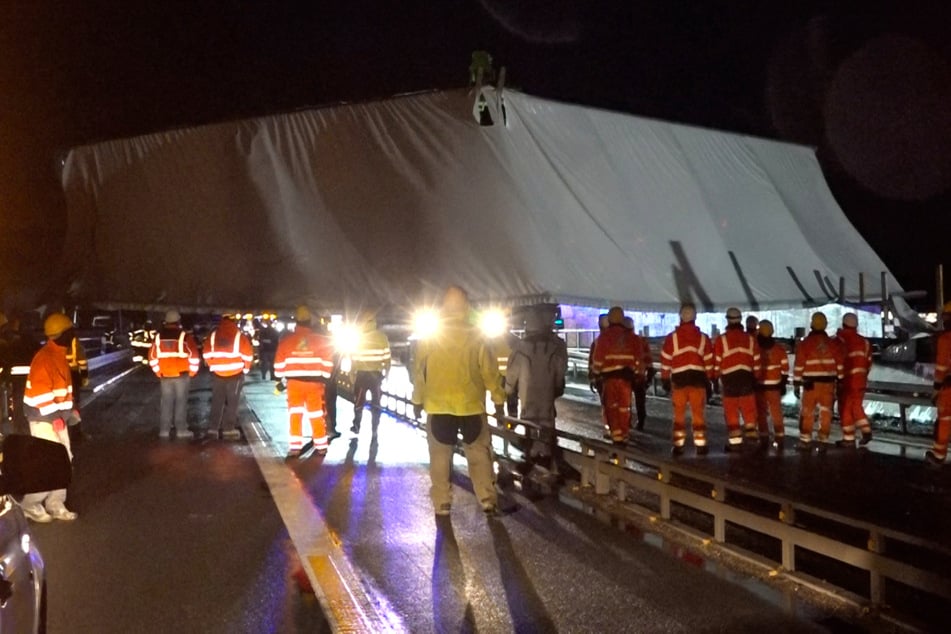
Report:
333,323,361,355
411,308,440,340
478,308,508,339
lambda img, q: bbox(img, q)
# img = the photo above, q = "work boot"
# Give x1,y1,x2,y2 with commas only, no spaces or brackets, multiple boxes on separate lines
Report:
835,439,855,449
925,450,945,466
795,440,812,452
695,445,708,456
859,431,873,446
672,446,685,457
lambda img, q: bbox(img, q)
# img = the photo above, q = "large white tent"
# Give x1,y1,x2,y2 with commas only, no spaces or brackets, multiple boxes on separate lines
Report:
60,87,899,314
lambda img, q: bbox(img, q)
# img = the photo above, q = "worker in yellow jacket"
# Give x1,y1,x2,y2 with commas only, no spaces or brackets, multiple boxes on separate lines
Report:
411,286,506,517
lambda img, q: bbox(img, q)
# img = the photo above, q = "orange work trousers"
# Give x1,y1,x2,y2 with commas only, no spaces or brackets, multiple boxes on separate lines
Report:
601,377,632,442
755,390,785,438
799,382,835,442
931,388,951,460
723,394,757,445
286,379,328,451
838,388,871,441
671,386,706,448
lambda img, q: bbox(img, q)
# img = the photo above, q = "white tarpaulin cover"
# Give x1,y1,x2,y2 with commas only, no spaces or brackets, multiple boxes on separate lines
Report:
60,88,900,313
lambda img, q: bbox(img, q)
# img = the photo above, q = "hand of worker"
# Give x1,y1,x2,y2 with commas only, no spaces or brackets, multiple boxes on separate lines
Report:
661,378,671,393
52,418,66,433
413,403,423,419
793,383,801,399
494,404,506,422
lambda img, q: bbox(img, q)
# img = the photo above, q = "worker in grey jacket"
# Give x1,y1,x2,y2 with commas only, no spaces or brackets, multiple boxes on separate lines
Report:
505,304,568,470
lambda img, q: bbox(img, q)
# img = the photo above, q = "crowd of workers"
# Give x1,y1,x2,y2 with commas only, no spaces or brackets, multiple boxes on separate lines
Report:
2,293,949,523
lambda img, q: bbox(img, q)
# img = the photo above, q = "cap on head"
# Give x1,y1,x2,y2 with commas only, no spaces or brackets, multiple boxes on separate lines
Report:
597,313,609,330
842,312,858,329
44,312,74,338
164,309,181,324
746,315,758,329
607,306,625,325
295,305,312,323
810,311,827,331
725,307,742,323
758,320,774,337
442,285,470,315
679,303,697,323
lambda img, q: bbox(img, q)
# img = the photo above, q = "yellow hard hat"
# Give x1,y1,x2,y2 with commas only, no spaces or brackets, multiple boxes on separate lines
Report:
44,312,74,338
758,320,774,337
295,305,312,323
607,306,625,325
810,312,827,331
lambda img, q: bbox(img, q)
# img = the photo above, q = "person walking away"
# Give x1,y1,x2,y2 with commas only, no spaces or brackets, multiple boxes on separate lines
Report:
202,315,253,439
591,307,641,445
587,313,609,403
754,320,790,450
20,313,79,522
835,312,873,448
65,334,89,443
411,286,506,517
624,316,655,431
149,310,199,439
661,303,715,456
745,315,759,337
792,312,844,451
274,306,336,457
257,319,280,381
349,312,391,437
926,303,951,465
505,304,568,471
713,307,761,452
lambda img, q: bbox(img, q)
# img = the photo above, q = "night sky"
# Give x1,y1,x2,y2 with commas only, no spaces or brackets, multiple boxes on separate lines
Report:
2,2,949,306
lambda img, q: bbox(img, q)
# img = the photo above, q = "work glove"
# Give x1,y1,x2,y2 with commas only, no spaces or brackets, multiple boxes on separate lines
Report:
273,379,286,395
413,403,423,419
705,381,714,403
779,375,788,392
52,418,66,433
81,375,90,388
589,380,598,393
494,404,506,422
661,378,671,393
793,382,801,399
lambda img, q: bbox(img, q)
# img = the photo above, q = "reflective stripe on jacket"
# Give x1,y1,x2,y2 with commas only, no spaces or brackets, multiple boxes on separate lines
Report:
411,315,505,416
793,330,844,383
714,325,759,396
203,322,254,377
591,324,640,378
350,328,391,374
66,338,89,374
661,322,714,388
23,340,74,421
149,328,200,378
273,325,335,379
755,338,790,387
934,330,951,387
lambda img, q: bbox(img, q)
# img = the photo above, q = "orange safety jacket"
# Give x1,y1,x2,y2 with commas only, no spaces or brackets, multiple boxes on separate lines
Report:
793,330,844,386
203,321,253,377
714,324,760,396
661,322,714,388
755,336,790,389
273,325,335,380
23,339,73,422
632,333,654,382
934,330,951,390
836,327,872,391
591,324,641,381
149,327,200,378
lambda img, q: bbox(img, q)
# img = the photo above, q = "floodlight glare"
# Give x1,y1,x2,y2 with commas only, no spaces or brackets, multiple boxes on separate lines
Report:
478,308,508,338
412,308,440,340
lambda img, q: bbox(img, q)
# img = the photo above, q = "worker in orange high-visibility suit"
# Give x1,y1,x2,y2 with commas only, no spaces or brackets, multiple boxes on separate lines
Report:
661,303,715,456
149,309,200,439
793,312,844,451
753,320,790,449
713,307,760,452
623,316,655,432
274,306,336,457
20,313,80,522
591,307,641,444
835,312,874,448
926,303,951,465
202,315,254,440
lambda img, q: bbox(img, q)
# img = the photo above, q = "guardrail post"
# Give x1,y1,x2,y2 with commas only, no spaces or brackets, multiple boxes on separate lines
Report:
580,444,594,488
712,483,726,543
779,502,796,571
595,454,611,495
658,465,671,520
868,530,885,607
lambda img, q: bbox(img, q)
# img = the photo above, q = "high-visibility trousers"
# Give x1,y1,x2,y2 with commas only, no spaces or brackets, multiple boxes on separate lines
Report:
601,377,632,442
671,385,706,448
799,382,835,442
723,394,757,445
838,388,871,441
755,390,785,438
286,379,328,452
930,388,951,461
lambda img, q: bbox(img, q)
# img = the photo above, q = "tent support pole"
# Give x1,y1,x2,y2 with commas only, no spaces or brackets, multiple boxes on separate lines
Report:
937,264,945,312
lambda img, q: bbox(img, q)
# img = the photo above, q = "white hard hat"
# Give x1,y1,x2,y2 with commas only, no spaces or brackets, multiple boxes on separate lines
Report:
165,309,181,324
